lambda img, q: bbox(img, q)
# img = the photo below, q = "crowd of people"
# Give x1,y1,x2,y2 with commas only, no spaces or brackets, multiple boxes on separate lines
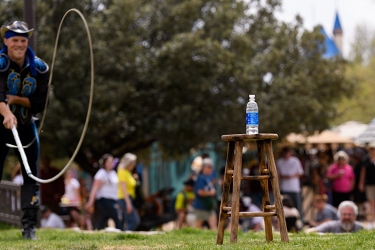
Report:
6,142,374,235
172,142,375,234
5,153,370,237
33,140,375,234
32,153,220,232
36,153,143,232
274,142,375,233
6,144,374,235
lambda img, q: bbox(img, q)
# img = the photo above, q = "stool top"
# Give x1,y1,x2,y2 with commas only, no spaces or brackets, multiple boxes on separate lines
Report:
221,133,278,142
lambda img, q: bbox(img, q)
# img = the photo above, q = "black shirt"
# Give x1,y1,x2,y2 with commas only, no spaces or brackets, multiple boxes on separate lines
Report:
0,53,49,125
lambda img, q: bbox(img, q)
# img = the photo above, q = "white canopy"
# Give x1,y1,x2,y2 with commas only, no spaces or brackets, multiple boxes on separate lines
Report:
332,121,368,139
287,130,353,144
355,118,375,144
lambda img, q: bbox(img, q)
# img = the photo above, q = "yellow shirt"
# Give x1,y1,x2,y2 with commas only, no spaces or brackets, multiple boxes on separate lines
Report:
117,168,137,199
174,190,195,211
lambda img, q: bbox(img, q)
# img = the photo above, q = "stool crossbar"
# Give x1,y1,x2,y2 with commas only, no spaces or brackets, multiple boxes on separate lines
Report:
216,133,289,244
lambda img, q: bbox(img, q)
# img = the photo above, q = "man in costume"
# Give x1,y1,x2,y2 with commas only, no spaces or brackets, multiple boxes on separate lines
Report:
0,20,49,240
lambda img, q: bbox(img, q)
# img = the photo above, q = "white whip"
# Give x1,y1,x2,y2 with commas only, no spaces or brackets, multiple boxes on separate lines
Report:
11,126,32,176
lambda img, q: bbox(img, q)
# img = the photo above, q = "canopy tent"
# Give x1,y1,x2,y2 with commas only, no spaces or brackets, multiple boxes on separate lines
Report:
286,130,353,144
355,118,375,145
332,121,368,140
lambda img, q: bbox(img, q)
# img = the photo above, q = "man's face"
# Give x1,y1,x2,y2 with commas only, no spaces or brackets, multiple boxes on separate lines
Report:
3,36,28,63
186,185,194,191
202,165,213,175
313,200,324,210
283,151,292,159
41,210,49,218
339,206,356,231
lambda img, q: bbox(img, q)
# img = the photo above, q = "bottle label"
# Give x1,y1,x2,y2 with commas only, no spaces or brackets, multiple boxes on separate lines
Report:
246,112,258,125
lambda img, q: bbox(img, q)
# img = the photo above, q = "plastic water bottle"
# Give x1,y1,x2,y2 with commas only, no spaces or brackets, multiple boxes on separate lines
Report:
246,94,258,134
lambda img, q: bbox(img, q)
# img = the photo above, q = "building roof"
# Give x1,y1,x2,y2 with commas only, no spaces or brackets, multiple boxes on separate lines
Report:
320,27,340,58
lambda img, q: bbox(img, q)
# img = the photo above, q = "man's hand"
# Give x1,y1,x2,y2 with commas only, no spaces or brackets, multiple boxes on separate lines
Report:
0,102,17,129
3,111,17,129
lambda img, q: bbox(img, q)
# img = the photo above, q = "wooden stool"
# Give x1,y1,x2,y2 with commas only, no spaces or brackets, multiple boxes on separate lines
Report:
216,133,289,244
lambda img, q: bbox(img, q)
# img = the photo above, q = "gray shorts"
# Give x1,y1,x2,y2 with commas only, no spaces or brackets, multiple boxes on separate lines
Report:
366,185,375,200
194,209,216,221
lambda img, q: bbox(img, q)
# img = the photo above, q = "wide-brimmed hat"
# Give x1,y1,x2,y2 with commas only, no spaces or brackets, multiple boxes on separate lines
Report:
1,21,33,39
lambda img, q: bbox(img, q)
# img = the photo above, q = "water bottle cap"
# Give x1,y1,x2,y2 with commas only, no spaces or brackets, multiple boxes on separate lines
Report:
249,94,255,100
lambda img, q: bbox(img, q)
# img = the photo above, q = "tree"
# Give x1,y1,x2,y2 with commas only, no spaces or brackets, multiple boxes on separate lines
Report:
348,24,375,64
0,0,354,174
332,24,375,126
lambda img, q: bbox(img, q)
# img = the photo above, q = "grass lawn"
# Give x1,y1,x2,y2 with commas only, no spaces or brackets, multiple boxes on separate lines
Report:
1,223,375,250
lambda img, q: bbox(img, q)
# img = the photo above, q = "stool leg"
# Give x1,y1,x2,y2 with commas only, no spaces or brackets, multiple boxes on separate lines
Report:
265,141,289,242
230,140,243,243
217,141,235,245
257,140,273,242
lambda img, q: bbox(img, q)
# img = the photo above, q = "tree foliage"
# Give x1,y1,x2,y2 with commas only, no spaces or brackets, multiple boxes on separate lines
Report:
349,24,375,64
0,0,354,173
332,24,375,126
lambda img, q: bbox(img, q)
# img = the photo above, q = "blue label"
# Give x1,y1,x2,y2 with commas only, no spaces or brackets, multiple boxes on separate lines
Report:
246,112,258,125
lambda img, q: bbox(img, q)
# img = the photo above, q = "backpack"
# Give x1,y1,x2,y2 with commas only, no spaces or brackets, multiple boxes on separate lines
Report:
170,190,187,215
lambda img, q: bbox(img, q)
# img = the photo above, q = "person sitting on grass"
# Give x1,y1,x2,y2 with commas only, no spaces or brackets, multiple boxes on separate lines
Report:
40,205,65,229
240,196,264,232
305,200,365,233
308,194,338,227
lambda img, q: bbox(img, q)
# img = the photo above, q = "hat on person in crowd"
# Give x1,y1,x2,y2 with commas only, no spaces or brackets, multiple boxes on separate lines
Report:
183,178,195,186
0,20,36,76
202,158,213,167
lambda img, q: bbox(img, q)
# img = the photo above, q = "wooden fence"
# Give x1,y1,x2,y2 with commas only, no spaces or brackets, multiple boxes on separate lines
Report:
0,180,22,227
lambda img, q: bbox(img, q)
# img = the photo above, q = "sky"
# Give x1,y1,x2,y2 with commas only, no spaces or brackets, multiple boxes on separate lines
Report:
274,0,375,58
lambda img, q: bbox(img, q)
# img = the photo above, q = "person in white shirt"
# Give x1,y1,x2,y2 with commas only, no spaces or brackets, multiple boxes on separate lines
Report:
84,154,121,230
60,168,83,228
40,205,65,229
62,169,81,205
276,146,304,217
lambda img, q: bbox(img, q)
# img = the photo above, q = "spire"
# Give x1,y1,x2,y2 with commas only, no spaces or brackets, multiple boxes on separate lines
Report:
332,11,343,55
333,12,342,35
